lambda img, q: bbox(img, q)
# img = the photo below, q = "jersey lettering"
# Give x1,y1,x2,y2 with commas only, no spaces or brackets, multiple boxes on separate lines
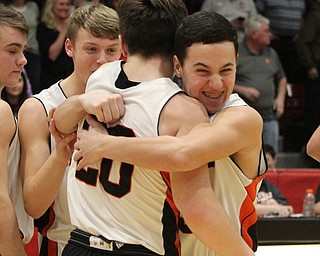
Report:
75,122,135,198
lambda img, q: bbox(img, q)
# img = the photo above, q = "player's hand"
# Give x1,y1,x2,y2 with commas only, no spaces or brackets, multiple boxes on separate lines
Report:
74,115,109,169
79,93,125,124
48,108,76,164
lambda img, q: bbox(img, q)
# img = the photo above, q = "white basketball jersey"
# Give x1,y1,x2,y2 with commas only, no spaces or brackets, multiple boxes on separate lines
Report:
68,60,183,255
33,82,74,251
180,94,267,256
8,117,34,244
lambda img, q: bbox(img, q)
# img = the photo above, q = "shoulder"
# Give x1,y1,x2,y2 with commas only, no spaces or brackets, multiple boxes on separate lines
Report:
19,97,47,127
160,93,209,136
0,100,15,145
216,104,263,133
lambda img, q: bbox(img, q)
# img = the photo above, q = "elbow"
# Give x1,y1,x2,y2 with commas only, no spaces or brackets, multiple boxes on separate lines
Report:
23,191,46,219
167,146,199,172
24,201,45,219
306,141,318,160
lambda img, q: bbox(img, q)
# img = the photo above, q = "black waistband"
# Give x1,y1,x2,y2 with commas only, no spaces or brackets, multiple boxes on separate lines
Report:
69,229,160,256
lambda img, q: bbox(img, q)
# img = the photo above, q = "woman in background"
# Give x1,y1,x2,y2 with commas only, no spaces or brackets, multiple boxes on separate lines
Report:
37,0,73,92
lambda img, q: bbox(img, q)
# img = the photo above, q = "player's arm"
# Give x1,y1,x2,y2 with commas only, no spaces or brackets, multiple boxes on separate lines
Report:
75,105,262,176
306,125,320,162
54,93,124,134
19,98,72,218
164,95,255,255
171,168,255,256
0,101,27,255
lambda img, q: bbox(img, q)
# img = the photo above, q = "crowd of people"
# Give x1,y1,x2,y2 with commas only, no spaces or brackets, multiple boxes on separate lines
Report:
0,0,320,256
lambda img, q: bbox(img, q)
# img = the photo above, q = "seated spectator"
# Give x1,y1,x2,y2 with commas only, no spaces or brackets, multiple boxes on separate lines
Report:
1,69,32,118
256,144,294,217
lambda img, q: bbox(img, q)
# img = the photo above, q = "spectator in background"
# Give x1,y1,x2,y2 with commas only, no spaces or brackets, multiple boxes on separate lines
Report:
37,0,73,93
6,0,41,94
234,14,287,154
256,144,294,217
201,0,257,41
296,0,320,149
1,69,32,118
255,0,305,84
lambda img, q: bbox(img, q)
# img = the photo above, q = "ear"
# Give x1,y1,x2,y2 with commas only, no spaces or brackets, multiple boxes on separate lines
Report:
173,55,182,78
119,35,128,57
65,38,73,58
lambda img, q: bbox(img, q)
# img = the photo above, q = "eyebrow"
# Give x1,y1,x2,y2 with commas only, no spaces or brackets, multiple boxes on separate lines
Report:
5,42,25,48
193,62,235,68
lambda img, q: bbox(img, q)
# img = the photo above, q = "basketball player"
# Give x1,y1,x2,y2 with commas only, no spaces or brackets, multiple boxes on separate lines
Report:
67,11,267,256
54,1,255,255
0,4,33,255
18,4,121,255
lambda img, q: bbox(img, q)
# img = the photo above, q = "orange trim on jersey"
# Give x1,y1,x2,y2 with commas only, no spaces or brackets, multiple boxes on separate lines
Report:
239,176,264,249
47,239,58,256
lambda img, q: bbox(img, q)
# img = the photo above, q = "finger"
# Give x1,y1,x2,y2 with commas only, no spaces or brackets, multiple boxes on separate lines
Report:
48,107,56,122
64,133,76,144
86,115,106,132
76,158,86,170
73,148,82,162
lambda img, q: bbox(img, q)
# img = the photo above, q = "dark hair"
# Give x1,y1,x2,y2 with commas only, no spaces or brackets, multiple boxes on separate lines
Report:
117,0,188,58
175,11,238,65
264,144,276,158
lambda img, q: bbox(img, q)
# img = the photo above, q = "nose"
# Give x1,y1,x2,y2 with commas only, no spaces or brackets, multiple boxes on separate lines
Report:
96,53,113,65
18,52,27,67
209,74,223,89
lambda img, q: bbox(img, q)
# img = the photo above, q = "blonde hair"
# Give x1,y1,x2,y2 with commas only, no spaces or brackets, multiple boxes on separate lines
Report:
67,4,119,43
42,0,70,29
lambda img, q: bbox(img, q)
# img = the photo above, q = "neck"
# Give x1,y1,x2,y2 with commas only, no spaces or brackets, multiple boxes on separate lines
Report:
123,55,174,82
59,72,86,98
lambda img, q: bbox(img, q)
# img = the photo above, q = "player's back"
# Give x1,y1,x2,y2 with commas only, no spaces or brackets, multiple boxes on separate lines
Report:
67,60,184,255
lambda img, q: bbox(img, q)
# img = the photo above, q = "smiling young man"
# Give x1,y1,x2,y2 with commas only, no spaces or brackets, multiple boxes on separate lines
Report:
18,4,121,255
66,11,266,255
0,4,33,255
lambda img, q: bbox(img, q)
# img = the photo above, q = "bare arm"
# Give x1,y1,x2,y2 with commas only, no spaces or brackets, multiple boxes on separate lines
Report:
54,93,124,134
74,106,262,178
163,95,254,255
274,77,287,118
0,101,26,255
19,98,73,218
306,125,320,162
171,168,255,255
233,83,260,102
